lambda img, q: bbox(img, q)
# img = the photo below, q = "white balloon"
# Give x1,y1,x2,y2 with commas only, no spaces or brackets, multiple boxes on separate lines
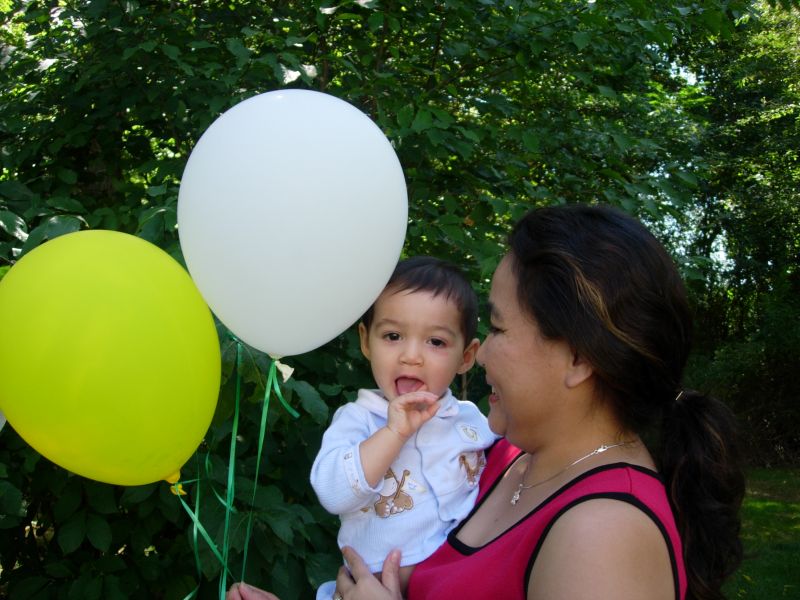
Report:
177,90,407,357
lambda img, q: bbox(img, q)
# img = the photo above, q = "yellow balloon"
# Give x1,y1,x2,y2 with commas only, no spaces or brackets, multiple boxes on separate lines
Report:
0,230,220,485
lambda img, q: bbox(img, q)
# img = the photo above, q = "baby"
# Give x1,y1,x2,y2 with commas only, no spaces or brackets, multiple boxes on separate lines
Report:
310,256,497,598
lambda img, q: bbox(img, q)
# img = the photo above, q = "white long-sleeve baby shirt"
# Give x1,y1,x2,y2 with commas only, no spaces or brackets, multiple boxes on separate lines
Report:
309,388,497,572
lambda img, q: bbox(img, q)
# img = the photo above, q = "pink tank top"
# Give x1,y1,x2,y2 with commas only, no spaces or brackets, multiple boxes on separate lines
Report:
408,439,687,600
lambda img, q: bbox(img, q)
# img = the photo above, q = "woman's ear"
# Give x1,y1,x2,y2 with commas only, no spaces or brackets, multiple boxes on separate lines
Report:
457,338,481,374
358,322,371,360
564,351,593,389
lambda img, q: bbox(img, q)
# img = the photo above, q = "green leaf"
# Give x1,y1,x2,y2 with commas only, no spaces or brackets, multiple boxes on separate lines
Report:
522,131,540,152
10,577,50,600
611,132,633,151
53,480,82,523
701,9,723,33
0,209,28,241
226,38,252,64
139,40,157,52
46,196,87,213
146,184,167,197
250,484,283,510
458,126,481,143
16,217,77,257
267,511,295,544
674,169,698,188
85,481,118,514
334,12,362,21
161,44,180,61
57,168,78,184
70,575,102,600
89,207,120,230
102,575,127,600
305,552,343,588
58,510,87,555
45,215,82,239
44,560,75,579
0,180,36,202
318,383,343,396
0,480,24,524
411,109,434,133
286,379,329,424
598,85,618,100
396,104,414,129
572,31,591,50
95,555,127,573
86,513,112,552
367,12,384,31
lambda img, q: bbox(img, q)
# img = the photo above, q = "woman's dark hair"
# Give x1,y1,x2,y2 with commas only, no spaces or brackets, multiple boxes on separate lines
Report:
508,203,744,600
361,256,478,345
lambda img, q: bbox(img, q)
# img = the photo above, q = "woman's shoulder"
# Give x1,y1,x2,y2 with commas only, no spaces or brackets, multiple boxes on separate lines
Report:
530,497,676,600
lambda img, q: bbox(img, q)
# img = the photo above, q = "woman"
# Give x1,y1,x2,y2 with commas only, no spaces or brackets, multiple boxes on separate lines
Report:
229,204,744,600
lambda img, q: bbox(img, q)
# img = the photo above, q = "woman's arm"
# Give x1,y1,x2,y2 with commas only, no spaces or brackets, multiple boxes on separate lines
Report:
528,499,674,600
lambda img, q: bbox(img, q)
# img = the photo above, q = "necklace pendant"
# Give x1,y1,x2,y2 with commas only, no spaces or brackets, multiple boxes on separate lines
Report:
510,486,522,506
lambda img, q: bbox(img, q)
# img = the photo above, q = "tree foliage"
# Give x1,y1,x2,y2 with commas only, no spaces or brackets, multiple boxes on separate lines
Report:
0,0,793,597
680,2,800,464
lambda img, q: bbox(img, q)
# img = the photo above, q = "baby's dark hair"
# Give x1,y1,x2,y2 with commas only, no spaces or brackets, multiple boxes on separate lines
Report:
361,256,478,345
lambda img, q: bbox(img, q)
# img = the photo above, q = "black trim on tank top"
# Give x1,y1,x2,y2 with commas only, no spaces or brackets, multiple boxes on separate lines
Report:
447,461,662,555
522,492,680,600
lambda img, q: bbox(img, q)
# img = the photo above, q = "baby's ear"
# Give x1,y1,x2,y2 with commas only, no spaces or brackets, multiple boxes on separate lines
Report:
457,338,481,374
358,322,371,360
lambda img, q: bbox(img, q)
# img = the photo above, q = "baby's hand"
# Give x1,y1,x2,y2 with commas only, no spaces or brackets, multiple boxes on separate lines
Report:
386,390,440,439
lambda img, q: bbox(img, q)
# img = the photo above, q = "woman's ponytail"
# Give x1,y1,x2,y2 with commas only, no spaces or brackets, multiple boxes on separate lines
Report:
660,390,745,600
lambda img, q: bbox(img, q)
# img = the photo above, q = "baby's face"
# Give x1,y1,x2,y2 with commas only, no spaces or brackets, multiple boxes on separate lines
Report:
359,288,472,402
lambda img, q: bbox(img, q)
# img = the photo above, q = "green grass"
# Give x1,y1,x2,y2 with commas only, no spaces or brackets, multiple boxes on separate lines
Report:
723,467,800,599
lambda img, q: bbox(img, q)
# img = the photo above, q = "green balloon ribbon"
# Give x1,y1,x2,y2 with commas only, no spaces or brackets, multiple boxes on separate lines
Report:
240,357,299,582
173,336,299,599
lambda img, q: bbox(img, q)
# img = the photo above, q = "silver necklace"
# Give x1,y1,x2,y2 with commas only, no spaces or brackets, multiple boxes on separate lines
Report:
510,441,636,506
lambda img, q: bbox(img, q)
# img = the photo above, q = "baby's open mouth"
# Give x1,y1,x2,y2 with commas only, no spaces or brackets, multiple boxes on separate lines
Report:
395,377,424,395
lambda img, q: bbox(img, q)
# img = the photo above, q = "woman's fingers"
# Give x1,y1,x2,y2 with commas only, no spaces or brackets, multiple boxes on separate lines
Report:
225,583,243,600
336,547,403,600
341,546,372,580
336,564,356,596
226,582,281,600
379,549,402,594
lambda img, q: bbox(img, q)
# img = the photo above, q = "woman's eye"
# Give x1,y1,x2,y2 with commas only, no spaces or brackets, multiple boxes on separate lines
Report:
488,324,503,335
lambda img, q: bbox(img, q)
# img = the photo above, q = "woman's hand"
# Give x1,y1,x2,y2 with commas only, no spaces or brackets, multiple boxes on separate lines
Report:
226,582,281,600
335,546,403,600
